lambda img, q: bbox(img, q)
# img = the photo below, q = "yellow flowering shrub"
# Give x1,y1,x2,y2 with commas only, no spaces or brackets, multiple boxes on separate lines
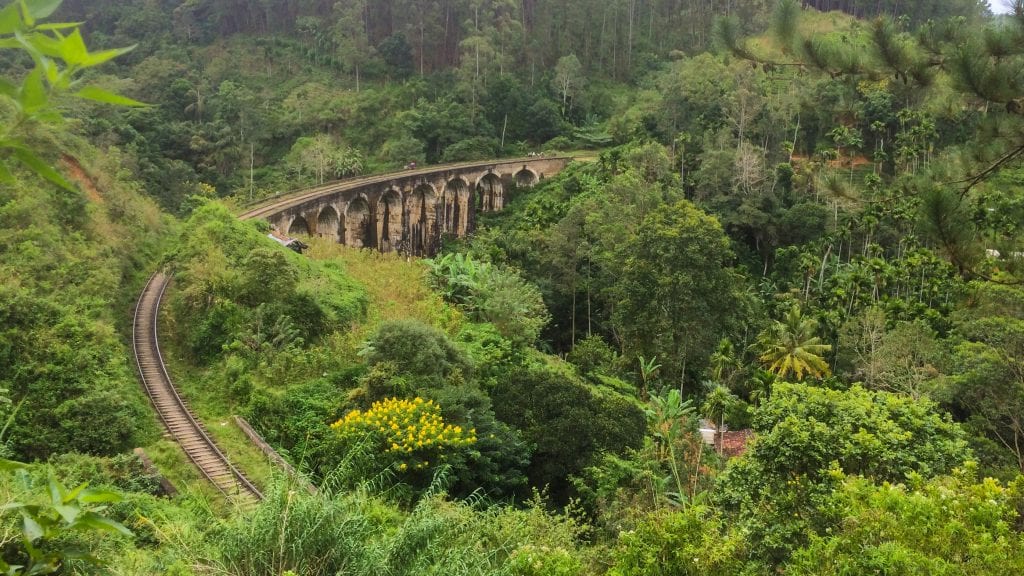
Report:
332,397,476,472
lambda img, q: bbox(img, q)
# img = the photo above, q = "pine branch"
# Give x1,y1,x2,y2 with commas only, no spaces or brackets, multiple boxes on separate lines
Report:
951,141,1024,198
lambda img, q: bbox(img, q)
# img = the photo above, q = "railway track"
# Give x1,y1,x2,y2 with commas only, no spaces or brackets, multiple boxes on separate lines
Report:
133,272,263,506
134,157,572,502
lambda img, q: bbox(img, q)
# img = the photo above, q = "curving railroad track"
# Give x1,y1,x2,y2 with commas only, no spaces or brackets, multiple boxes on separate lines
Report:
133,272,263,505
133,157,573,502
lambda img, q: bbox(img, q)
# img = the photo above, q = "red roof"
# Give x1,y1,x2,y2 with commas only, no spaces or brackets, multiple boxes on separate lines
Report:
715,430,753,458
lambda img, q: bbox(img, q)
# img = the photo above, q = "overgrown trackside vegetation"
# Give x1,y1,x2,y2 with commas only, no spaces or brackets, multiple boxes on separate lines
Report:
3,0,1024,574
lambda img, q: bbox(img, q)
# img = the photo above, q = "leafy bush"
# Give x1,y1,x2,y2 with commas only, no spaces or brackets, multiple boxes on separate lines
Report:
607,506,747,576
716,382,971,564
454,322,516,390
508,544,582,576
0,140,165,460
565,335,619,377
426,254,550,345
244,375,357,479
441,136,500,162
360,320,471,386
425,384,531,499
169,202,366,364
491,361,645,503
749,383,970,481
786,468,1024,575
542,136,573,153
0,463,133,575
45,453,164,496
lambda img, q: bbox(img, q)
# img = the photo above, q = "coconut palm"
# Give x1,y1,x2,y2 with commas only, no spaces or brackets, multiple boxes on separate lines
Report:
755,305,832,381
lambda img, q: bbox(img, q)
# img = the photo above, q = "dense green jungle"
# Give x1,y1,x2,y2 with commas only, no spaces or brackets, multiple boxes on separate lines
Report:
2,0,1024,573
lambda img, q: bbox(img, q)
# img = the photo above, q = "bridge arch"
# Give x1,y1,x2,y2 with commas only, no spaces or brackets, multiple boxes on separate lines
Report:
344,196,371,248
443,177,470,235
317,206,340,241
514,167,538,187
409,182,439,256
377,188,403,252
476,172,503,212
288,215,310,236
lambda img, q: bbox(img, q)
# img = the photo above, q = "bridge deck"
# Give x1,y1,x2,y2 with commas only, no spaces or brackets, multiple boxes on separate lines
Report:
238,156,569,221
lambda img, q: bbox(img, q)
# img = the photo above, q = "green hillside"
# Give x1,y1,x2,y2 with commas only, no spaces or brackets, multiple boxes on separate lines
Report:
2,0,1024,574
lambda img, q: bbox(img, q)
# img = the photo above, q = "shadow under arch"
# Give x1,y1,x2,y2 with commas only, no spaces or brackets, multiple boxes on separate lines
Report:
377,188,403,252
476,172,503,212
409,182,439,256
317,205,340,241
344,196,371,248
514,167,538,187
442,177,470,235
288,215,310,236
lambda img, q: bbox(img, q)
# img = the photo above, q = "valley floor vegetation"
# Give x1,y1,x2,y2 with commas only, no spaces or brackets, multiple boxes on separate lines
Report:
2,0,1024,574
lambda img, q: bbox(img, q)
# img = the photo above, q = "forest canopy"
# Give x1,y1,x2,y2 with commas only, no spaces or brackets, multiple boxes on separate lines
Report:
1,0,1024,574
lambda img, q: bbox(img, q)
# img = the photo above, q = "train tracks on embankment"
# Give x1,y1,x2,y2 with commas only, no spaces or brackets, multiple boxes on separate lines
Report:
133,272,263,506
132,156,578,502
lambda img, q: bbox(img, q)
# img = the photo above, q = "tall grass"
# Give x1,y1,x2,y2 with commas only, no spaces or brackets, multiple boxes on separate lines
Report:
209,468,590,576
214,477,382,576
307,240,462,331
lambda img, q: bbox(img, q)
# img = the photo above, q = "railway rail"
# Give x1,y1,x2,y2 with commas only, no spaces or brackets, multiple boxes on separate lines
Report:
133,156,574,501
132,272,263,505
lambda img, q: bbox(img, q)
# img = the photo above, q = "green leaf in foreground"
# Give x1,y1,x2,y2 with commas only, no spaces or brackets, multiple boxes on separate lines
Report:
22,0,63,21
75,85,147,107
11,147,74,191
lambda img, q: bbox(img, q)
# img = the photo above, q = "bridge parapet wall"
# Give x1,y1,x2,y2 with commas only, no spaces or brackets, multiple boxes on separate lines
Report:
245,157,570,256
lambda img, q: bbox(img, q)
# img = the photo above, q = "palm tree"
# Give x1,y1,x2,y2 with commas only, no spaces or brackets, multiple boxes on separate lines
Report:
754,305,832,381
645,389,696,507
701,382,738,455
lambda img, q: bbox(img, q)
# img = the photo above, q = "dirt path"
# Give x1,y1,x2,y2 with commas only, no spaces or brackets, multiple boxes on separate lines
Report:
60,154,104,204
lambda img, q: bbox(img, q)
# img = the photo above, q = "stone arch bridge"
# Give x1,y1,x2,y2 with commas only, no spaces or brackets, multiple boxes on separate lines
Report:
240,156,572,256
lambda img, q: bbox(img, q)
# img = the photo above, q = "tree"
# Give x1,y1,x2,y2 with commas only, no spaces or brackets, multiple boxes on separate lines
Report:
285,134,364,184
331,396,477,483
786,468,1024,575
0,0,143,189
645,389,699,506
716,382,970,564
838,308,941,398
426,254,550,345
701,383,739,454
755,305,832,381
551,54,584,116
333,0,375,91
613,200,743,389
377,33,414,79
491,363,645,504
942,282,1024,474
